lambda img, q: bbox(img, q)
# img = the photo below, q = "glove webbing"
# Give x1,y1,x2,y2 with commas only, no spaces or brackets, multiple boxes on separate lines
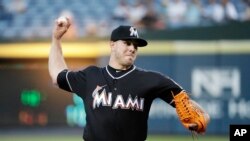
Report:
172,91,200,141
172,91,194,124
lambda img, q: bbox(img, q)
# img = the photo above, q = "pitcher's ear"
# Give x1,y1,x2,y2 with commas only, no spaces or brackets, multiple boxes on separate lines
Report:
110,41,115,48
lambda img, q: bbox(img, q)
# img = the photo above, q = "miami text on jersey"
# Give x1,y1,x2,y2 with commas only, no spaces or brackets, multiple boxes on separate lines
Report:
92,85,144,111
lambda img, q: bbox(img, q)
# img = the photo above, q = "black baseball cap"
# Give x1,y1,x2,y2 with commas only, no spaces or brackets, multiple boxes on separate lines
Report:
110,25,148,47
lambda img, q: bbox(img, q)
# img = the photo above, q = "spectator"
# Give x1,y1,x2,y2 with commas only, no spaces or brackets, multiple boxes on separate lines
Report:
127,0,147,28
97,20,111,38
141,6,166,30
0,0,13,24
202,0,224,24
242,0,250,20
185,0,202,27
84,19,98,37
8,0,27,14
112,0,130,23
164,0,187,29
221,0,239,22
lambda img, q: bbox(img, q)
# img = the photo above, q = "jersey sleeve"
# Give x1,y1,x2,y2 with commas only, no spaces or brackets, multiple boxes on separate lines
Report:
57,68,87,95
57,69,72,92
153,72,183,106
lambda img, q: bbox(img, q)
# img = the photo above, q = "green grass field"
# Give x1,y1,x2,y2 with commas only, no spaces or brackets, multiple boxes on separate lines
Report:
0,134,228,141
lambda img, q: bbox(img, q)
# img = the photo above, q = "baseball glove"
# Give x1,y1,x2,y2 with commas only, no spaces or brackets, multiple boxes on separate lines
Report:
173,91,210,134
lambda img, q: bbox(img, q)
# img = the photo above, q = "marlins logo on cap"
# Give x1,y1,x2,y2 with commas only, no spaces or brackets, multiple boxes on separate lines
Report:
110,25,148,47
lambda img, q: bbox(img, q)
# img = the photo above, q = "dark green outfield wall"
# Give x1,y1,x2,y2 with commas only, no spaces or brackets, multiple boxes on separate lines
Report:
143,21,250,40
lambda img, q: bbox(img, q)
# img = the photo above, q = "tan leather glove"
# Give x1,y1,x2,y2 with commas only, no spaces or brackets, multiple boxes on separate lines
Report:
173,91,210,134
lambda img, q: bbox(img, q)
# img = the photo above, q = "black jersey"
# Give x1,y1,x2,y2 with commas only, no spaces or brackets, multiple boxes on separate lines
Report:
57,65,183,141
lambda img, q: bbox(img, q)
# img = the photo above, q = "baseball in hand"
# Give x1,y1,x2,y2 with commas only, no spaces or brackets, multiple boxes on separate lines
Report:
57,16,68,24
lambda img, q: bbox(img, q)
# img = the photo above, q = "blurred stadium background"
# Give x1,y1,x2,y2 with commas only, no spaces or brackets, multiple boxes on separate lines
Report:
1,0,250,140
